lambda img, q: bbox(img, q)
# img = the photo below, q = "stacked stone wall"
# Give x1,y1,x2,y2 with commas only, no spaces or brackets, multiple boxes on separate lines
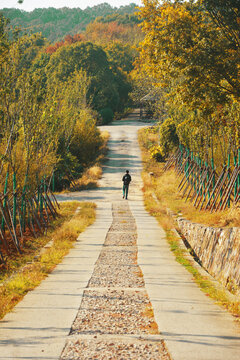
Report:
176,218,240,294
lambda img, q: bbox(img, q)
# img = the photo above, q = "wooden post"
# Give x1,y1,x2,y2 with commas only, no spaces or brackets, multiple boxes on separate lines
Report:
220,166,239,211
196,170,215,209
206,165,226,211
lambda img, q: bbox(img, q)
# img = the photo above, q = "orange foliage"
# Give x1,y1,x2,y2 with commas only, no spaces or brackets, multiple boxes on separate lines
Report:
45,33,85,54
85,21,131,43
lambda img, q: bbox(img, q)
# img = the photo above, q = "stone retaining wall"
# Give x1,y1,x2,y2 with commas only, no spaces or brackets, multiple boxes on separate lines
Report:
176,218,240,294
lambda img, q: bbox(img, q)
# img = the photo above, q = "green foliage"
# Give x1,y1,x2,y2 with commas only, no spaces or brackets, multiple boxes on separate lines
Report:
104,42,137,72
69,111,103,166
201,0,240,48
159,118,179,156
0,13,9,57
150,145,164,162
99,107,114,124
0,4,138,193
46,41,131,114
54,152,80,190
96,12,141,25
0,20,106,193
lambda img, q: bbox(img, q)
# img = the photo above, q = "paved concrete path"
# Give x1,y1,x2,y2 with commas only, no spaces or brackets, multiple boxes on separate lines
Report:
0,111,239,359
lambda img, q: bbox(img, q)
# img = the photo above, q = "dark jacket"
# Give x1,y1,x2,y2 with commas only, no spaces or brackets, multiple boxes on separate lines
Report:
122,173,131,185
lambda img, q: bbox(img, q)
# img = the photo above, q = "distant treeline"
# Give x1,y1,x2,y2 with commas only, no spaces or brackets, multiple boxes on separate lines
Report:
1,3,140,42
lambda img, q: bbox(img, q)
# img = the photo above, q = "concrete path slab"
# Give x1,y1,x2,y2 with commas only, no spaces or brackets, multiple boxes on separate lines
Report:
131,202,240,360
0,203,112,359
0,111,239,359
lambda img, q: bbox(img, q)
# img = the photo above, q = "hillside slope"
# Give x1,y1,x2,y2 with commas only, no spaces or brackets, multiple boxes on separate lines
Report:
1,3,139,42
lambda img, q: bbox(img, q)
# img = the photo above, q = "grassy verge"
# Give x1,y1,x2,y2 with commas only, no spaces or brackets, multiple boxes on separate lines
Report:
0,201,96,320
69,130,110,191
138,128,240,320
138,127,239,228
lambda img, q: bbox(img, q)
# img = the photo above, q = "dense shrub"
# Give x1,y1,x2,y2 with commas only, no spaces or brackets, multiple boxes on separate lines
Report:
69,111,103,166
99,107,114,124
159,118,179,156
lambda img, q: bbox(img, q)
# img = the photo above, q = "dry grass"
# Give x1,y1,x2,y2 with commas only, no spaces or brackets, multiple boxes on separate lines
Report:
138,128,240,320
139,128,240,228
0,201,96,320
100,130,110,143
87,165,103,179
73,165,103,190
153,168,240,227
141,305,159,334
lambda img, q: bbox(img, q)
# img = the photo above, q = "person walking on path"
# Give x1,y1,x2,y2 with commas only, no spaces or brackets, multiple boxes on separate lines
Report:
122,170,131,199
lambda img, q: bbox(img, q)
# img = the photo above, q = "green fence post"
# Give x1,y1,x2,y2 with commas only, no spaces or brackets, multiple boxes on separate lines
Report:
44,175,47,193
205,161,208,198
227,153,231,208
40,178,43,215
21,191,26,233
21,174,28,233
52,170,55,193
198,157,202,192
220,169,223,206
234,154,237,200
180,144,183,173
1,171,9,231
211,158,215,200
13,172,17,229
190,151,193,185
238,148,240,192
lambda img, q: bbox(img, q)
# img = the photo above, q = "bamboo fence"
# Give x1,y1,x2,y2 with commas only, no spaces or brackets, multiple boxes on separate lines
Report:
163,146,240,212
0,176,59,264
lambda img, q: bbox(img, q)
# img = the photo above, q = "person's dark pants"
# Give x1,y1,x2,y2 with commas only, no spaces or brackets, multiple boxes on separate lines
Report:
123,185,129,199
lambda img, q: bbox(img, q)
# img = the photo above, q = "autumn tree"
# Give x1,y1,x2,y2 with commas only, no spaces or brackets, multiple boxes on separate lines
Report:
46,41,130,117
104,42,137,72
0,31,58,200
136,0,240,164
0,15,105,194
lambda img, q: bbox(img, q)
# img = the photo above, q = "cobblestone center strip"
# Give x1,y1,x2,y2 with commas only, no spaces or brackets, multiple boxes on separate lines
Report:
60,202,171,360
